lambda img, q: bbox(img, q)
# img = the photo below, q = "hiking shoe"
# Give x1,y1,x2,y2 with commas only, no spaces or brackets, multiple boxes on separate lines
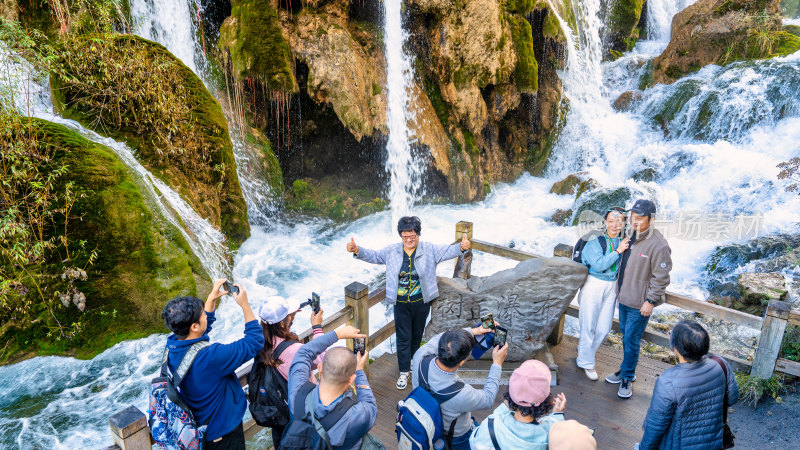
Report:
396,371,410,390
605,371,636,384
584,369,599,381
618,379,633,398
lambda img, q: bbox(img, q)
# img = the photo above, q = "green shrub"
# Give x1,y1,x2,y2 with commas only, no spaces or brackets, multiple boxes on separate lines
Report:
735,372,787,407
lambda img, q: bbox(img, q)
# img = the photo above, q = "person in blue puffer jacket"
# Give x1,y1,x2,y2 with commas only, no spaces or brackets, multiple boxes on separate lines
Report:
639,320,739,450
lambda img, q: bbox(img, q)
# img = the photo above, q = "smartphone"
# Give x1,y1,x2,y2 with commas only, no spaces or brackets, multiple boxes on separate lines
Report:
310,292,320,313
494,326,508,347
353,337,365,355
480,313,495,330
222,281,239,295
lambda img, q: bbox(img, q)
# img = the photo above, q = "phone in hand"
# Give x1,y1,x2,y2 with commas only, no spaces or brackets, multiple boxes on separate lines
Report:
480,313,495,330
353,337,366,355
222,281,239,295
494,326,508,347
310,292,321,313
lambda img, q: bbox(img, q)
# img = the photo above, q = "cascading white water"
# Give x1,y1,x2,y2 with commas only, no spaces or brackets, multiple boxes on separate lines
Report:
4,2,800,448
130,0,277,225
383,0,425,223
646,0,697,42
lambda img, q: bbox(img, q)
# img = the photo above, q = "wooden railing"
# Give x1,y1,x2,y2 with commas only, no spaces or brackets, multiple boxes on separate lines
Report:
106,220,800,449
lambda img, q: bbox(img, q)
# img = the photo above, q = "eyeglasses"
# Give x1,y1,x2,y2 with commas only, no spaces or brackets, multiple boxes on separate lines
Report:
400,234,418,241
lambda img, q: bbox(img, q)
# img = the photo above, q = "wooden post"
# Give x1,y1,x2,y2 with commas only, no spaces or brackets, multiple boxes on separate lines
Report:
454,221,473,279
345,281,370,377
108,405,151,450
751,299,791,379
547,244,574,345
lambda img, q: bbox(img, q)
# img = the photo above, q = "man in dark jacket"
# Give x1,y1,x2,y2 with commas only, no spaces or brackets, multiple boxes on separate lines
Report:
639,320,739,449
606,199,672,398
162,279,264,449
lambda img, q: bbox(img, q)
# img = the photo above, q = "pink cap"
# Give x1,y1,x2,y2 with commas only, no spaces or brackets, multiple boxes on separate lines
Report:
508,359,551,407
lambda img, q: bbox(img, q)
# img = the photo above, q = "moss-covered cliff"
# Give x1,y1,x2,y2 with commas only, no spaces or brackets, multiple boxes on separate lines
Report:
0,117,205,364
49,34,250,246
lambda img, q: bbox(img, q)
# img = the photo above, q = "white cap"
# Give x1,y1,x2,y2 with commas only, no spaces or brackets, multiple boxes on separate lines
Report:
257,296,302,324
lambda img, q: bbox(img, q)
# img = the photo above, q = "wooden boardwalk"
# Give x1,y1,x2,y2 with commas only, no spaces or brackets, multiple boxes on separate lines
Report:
366,335,671,449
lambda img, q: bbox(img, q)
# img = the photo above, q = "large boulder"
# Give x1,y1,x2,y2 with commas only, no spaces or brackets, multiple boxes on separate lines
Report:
652,0,800,84
50,34,250,247
0,118,205,364
425,257,588,361
737,272,788,314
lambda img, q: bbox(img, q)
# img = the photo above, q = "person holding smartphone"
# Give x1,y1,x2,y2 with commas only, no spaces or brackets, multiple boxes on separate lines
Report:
160,279,264,450
347,216,471,390
253,296,326,447
470,360,567,449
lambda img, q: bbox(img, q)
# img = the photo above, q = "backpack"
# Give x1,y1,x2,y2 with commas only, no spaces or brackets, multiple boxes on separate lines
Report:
247,339,298,428
280,381,385,450
148,341,210,450
572,234,606,268
396,355,465,450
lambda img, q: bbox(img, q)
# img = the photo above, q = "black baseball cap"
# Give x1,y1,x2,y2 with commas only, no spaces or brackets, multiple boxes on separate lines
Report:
629,199,656,216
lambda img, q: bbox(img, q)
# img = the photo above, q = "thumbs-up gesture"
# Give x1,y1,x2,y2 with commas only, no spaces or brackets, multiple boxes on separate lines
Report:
460,233,471,251
347,237,359,254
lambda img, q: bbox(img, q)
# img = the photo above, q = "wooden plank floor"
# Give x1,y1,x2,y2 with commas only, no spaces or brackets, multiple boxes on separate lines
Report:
366,335,671,449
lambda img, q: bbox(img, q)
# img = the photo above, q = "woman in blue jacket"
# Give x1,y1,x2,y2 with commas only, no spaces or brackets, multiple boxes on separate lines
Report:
640,320,739,449
576,207,629,380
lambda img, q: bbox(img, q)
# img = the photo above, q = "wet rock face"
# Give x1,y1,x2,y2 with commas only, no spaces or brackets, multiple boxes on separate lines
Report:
737,272,788,307
652,0,799,84
425,257,588,361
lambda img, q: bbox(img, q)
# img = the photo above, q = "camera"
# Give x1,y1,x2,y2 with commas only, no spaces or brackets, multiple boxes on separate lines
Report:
221,281,239,295
353,337,366,355
494,326,508,347
480,313,495,330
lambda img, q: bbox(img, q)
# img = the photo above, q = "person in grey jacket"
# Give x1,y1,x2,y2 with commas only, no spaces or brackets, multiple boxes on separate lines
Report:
412,326,508,450
639,320,739,450
287,324,376,450
348,216,471,389
606,199,672,398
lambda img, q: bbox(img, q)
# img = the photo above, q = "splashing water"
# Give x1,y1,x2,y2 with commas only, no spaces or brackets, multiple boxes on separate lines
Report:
383,0,426,224
646,0,697,42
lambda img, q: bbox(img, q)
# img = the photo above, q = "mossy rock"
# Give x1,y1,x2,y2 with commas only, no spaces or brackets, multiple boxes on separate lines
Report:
50,34,250,247
0,118,203,364
571,187,632,226
549,174,581,195
284,178,387,222
505,0,538,15
219,0,297,92
508,14,539,93
549,208,573,225
786,25,800,38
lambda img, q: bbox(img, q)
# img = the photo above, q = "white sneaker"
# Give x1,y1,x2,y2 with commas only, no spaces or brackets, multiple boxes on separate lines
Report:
584,369,599,381
396,371,410,390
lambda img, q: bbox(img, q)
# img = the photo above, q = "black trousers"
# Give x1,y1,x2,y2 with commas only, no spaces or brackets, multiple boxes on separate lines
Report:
270,425,285,449
206,422,245,450
395,300,431,372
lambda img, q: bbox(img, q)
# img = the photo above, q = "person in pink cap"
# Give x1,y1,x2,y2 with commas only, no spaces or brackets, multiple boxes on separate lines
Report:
469,359,566,449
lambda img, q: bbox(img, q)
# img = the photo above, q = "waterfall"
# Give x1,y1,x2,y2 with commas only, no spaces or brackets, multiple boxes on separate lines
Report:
130,0,276,226
646,0,697,42
383,0,425,223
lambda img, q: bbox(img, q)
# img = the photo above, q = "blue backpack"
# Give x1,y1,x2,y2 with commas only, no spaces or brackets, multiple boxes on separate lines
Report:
148,341,210,450
396,355,464,450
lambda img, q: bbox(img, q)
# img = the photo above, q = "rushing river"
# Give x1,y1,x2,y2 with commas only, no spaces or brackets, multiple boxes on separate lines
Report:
1,0,800,447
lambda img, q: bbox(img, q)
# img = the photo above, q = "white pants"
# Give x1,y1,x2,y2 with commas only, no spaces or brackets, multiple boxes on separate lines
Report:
576,276,617,369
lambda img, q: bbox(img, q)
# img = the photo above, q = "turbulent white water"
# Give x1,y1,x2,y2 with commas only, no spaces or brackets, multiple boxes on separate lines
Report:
646,0,697,42
383,0,425,223
3,2,800,448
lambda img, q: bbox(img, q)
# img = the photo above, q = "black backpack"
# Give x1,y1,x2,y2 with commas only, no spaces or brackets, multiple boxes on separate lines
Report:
247,339,298,428
279,381,355,450
572,234,607,268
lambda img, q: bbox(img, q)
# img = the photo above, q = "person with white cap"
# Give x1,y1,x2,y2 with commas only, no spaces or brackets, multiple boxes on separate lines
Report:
252,296,326,447
469,360,567,450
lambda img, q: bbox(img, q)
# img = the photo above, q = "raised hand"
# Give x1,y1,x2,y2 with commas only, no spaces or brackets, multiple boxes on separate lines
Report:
460,233,471,251
553,392,567,412
356,350,369,371
617,238,631,254
347,237,359,254
311,308,324,326
492,342,508,366
335,325,366,340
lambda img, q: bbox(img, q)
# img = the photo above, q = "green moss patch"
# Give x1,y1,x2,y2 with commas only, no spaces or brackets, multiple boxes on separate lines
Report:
219,0,297,92
284,178,388,222
508,14,539,93
50,33,249,246
0,118,202,364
